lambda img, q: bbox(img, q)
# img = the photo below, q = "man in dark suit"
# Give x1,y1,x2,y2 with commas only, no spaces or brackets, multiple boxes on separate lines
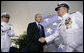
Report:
27,13,48,52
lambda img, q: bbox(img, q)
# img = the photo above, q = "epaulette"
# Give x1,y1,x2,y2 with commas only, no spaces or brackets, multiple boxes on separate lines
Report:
69,11,76,14
9,24,12,26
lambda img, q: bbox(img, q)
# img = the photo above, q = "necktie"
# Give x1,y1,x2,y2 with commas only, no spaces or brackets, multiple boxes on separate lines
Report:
38,24,42,37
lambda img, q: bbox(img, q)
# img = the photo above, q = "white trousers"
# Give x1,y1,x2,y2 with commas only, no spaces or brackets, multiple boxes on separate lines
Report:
1,48,10,52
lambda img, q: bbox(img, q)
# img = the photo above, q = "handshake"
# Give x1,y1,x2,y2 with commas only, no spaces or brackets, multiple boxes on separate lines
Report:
39,37,48,50
39,37,46,43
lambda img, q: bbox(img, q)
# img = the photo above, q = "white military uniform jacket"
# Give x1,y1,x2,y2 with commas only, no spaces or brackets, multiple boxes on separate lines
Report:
45,11,83,52
1,21,15,51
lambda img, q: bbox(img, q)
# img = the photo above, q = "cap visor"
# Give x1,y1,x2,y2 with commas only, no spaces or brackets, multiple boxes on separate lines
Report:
55,7,60,11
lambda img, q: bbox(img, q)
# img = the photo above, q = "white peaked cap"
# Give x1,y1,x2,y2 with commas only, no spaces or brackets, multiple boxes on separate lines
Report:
1,12,7,17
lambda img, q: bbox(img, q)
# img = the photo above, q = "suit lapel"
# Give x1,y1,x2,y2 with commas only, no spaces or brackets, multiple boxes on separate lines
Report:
34,22,39,31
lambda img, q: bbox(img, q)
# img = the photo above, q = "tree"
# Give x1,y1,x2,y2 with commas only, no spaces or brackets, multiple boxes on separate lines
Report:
15,31,28,52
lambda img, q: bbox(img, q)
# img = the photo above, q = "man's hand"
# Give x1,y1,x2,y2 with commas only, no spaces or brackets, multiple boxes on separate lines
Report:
39,37,45,43
44,45,48,51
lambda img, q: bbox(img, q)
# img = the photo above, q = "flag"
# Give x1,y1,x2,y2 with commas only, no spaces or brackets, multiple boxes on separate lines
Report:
41,14,65,52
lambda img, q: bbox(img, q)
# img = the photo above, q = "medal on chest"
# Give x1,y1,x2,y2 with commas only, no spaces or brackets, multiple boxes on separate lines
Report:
65,17,72,30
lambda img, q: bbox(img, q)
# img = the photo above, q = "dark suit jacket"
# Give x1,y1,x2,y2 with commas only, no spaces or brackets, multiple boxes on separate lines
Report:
27,22,47,52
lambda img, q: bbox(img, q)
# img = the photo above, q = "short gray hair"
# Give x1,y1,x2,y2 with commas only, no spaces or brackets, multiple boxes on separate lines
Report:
35,13,41,18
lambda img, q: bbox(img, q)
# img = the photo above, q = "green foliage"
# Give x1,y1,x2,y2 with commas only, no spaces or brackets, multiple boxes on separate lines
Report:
15,31,28,52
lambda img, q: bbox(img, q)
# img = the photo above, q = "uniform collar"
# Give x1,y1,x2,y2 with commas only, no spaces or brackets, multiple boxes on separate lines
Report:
62,13,69,20
1,21,8,26
58,13,69,20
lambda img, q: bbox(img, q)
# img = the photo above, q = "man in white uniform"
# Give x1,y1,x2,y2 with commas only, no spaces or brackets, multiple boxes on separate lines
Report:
1,13,15,52
39,2,83,52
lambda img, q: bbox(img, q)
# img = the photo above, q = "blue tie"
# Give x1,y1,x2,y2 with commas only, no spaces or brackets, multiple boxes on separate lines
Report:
38,24,42,37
